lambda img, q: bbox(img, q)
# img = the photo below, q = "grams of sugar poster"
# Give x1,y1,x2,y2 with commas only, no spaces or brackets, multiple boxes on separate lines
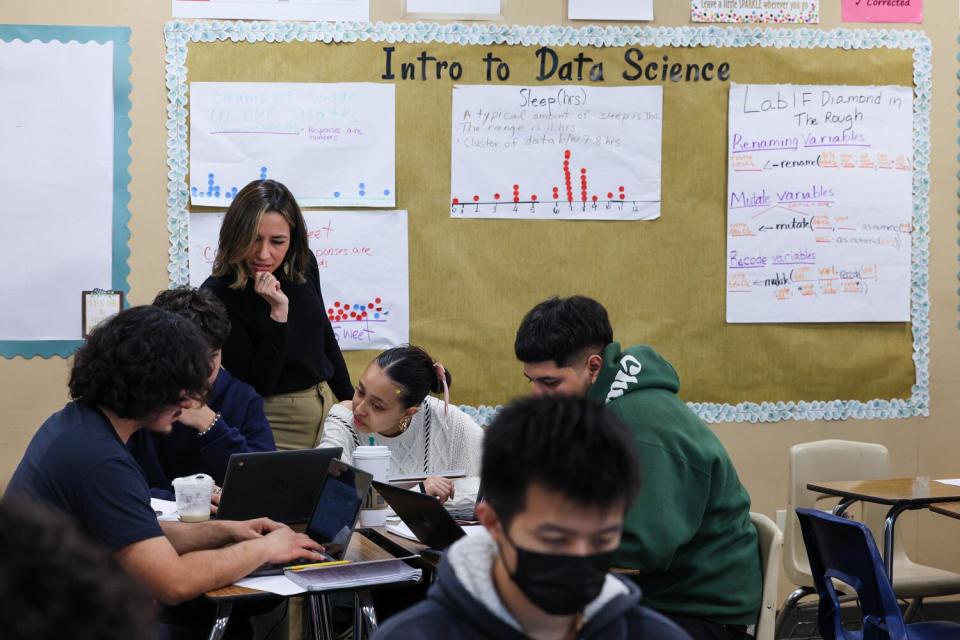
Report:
725,84,913,323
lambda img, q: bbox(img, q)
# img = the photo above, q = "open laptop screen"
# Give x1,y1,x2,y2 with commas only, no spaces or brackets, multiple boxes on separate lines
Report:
306,459,372,559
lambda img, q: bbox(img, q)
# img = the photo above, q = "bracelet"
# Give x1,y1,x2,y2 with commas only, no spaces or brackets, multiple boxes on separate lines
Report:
197,412,221,437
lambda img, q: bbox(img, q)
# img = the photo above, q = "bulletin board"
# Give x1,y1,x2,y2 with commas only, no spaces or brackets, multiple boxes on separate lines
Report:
165,22,930,422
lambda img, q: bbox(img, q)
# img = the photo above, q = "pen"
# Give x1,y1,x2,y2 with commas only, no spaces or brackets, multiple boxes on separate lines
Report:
285,559,351,572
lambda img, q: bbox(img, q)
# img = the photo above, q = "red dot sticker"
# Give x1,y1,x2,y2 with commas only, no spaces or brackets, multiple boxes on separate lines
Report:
494,193,501,200
513,196,520,203
531,195,538,201
564,149,571,159
375,297,382,304
607,192,614,199
618,186,625,192
334,301,341,307
580,168,587,174
473,195,480,202
512,184,519,190
452,198,459,205
619,194,626,200
327,308,334,314
592,195,598,202
368,303,374,309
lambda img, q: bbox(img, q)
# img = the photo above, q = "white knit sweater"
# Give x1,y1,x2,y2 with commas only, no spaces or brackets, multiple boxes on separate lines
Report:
318,395,484,505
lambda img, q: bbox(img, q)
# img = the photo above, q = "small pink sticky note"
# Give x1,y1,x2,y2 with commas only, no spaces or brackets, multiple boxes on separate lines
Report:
841,0,922,23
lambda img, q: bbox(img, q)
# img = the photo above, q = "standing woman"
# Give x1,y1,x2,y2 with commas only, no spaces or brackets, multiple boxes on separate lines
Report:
202,179,353,450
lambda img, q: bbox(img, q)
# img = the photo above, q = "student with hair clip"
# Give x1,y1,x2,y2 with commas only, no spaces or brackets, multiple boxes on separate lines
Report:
318,345,484,505
201,179,353,450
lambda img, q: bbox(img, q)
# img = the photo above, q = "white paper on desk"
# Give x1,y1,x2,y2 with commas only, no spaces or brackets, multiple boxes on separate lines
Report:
189,82,395,208
386,521,485,543
150,498,180,522
936,479,960,487
234,575,306,597
569,0,652,21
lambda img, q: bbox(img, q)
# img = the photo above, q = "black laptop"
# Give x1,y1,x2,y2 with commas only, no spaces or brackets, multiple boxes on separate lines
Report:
248,458,373,577
216,447,342,523
373,481,476,550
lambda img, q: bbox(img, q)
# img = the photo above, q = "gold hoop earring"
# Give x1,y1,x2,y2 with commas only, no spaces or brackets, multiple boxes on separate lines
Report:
397,415,412,434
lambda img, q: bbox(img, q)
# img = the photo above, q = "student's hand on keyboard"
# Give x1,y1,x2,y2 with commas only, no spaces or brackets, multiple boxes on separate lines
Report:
227,517,288,542
423,476,455,503
261,527,326,565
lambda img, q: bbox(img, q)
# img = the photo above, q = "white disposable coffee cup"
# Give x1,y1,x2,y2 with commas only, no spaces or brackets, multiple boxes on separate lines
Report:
353,446,391,527
172,473,215,522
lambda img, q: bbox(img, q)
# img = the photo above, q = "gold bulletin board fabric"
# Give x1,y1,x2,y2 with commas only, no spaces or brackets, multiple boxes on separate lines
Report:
165,23,931,422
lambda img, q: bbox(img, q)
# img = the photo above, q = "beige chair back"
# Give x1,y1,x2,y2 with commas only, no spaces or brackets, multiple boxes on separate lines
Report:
784,440,889,586
750,512,782,640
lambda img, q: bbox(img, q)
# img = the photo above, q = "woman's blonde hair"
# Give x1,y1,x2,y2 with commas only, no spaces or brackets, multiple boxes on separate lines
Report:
211,179,311,289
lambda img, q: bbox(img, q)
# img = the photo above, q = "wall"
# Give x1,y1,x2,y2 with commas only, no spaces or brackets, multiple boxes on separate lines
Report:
1,0,957,598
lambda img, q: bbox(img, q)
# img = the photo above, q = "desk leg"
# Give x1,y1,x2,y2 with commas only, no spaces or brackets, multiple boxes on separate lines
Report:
207,602,233,640
833,498,856,518
308,593,335,640
883,504,910,582
354,591,378,640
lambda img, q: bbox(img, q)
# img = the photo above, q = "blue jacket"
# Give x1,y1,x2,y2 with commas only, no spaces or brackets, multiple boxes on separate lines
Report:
127,367,275,499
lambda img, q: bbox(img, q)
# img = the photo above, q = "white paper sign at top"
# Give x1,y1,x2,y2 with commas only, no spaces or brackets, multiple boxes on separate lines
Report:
189,82,395,208
406,0,501,17
172,0,370,22
450,85,662,221
189,211,409,351
725,84,913,324
569,0,653,21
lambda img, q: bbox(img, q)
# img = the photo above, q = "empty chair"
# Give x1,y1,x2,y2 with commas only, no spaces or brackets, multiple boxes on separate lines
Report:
777,440,960,638
750,512,782,640
796,507,960,640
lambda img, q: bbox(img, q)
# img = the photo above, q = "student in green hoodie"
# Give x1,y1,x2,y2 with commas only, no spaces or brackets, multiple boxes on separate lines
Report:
514,296,761,640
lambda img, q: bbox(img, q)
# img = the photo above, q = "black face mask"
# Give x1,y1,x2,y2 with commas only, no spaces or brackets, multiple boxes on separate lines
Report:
500,532,614,616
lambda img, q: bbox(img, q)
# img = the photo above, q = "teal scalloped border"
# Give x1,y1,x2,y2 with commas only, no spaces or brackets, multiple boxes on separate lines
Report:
165,21,931,423
0,25,132,359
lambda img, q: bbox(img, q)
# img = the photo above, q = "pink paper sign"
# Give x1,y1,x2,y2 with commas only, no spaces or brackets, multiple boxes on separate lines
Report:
841,0,922,23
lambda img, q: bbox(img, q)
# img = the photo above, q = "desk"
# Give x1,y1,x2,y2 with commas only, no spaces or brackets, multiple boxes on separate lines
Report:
806,477,960,580
205,528,426,640
930,502,960,520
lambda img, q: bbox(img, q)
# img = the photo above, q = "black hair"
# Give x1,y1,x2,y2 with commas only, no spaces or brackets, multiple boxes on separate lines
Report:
0,497,151,640
514,295,613,367
68,306,212,420
482,395,641,528
152,286,231,351
375,345,452,409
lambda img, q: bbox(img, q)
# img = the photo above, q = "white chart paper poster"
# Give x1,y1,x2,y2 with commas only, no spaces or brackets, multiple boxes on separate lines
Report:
190,211,409,350
0,39,114,340
450,85,662,221
725,83,913,323
406,0,501,17
190,82,395,208
172,0,369,21
569,0,653,21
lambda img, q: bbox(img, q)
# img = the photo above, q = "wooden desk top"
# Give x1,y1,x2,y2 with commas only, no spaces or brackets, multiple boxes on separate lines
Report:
206,527,428,601
807,477,960,506
930,502,960,520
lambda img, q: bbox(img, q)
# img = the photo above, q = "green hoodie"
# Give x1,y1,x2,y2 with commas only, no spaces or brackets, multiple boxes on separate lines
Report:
588,342,761,626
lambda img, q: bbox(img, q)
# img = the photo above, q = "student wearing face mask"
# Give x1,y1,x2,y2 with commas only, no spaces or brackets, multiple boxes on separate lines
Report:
372,395,690,640
318,345,483,505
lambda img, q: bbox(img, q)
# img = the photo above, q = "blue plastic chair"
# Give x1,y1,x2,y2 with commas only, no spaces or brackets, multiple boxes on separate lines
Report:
796,508,960,639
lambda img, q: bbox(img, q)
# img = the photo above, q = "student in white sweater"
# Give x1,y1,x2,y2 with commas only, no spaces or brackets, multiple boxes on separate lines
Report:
318,345,483,505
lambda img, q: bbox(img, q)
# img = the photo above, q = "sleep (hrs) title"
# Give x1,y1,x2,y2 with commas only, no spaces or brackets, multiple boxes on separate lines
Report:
382,46,732,83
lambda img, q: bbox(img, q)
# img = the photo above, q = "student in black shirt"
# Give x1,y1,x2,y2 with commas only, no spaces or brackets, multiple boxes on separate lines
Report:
202,179,353,450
